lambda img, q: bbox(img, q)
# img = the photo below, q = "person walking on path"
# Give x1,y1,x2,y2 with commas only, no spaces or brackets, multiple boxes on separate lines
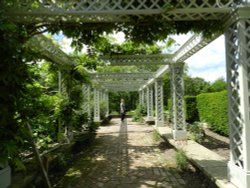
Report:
120,99,126,122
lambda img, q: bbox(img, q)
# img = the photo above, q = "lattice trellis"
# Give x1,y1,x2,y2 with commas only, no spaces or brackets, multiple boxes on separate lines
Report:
146,85,154,121
105,91,109,117
93,88,100,122
171,63,185,131
226,23,243,168
82,84,91,119
154,79,164,126
2,0,240,23
226,18,250,170
100,54,173,66
139,90,142,105
26,35,74,68
91,73,153,80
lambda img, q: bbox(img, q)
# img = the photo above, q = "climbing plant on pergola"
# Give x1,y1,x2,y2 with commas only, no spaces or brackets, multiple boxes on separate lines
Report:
1,1,250,188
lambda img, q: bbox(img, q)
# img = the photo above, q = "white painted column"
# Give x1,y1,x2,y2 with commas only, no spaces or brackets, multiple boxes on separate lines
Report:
139,90,142,105
87,85,91,120
154,79,164,127
171,63,186,140
141,89,145,107
146,85,154,122
225,8,250,188
93,88,100,122
106,91,109,117
82,84,91,120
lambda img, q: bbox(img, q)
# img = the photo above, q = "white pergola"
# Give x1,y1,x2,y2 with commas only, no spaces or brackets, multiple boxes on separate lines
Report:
3,1,250,187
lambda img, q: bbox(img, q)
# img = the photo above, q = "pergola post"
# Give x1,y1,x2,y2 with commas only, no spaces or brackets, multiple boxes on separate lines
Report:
154,79,164,127
93,88,100,122
82,84,91,120
225,7,250,188
171,63,187,140
105,90,109,117
57,71,63,142
139,90,143,105
141,89,146,107
146,85,154,122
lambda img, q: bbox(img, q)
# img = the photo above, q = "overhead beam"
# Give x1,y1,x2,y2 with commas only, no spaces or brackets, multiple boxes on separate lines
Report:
26,34,74,68
97,80,146,85
107,87,140,92
100,54,173,66
2,1,238,23
90,73,153,79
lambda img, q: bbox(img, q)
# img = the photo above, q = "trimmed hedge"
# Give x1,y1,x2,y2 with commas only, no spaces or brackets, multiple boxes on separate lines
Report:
184,96,199,123
196,90,229,136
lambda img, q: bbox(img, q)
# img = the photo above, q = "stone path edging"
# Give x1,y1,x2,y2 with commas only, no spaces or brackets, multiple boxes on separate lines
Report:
155,126,237,188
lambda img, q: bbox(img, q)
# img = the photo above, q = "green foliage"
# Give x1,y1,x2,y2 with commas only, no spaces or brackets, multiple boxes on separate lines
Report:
132,104,146,122
184,76,210,96
175,149,188,170
197,90,229,136
187,122,205,143
167,99,173,122
208,77,227,92
108,91,138,114
184,96,199,123
100,100,108,120
152,130,161,142
92,38,163,55
0,18,32,165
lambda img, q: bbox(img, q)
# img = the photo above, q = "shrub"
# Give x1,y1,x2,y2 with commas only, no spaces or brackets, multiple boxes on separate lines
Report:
167,98,172,122
187,122,205,143
175,149,188,170
132,104,145,122
184,96,199,123
152,130,161,142
197,90,229,136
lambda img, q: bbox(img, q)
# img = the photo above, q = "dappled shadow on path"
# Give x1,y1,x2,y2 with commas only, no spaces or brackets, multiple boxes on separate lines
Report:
55,118,215,188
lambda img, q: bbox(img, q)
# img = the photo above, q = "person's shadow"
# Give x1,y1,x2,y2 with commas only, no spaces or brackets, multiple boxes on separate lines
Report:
120,119,127,126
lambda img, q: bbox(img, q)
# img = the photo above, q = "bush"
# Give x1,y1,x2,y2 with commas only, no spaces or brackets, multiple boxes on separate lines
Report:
167,98,172,122
152,130,161,142
175,149,188,170
197,90,229,136
132,104,146,122
184,96,199,123
187,122,205,143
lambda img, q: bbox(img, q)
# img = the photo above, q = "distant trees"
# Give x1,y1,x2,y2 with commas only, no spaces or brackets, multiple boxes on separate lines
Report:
208,77,227,92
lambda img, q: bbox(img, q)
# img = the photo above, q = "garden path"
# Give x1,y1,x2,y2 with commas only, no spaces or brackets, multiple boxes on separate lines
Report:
55,118,214,188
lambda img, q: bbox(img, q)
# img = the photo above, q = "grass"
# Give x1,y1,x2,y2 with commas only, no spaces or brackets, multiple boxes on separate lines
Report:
175,149,188,170
152,130,162,142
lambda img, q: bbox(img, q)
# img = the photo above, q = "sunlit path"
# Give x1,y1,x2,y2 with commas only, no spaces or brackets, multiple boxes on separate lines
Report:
55,118,211,188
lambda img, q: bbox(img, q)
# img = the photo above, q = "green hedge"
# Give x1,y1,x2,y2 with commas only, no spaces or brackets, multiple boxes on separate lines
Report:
184,96,199,123
196,90,229,136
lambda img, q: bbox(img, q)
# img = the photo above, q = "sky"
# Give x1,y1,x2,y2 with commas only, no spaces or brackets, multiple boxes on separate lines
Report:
172,33,226,83
54,32,226,83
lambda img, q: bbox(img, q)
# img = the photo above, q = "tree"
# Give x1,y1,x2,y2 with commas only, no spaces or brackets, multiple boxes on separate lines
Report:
184,76,210,96
208,77,227,92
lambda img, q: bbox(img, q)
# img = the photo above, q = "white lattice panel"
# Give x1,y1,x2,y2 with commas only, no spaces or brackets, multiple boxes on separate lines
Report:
226,23,243,169
93,88,100,122
154,79,164,125
82,84,91,119
171,63,185,131
91,73,153,79
146,85,154,119
225,13,250,187
27,35,74,67
226,19,250,170
100,54,173,66
2,0,239,23
108,87,140,92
